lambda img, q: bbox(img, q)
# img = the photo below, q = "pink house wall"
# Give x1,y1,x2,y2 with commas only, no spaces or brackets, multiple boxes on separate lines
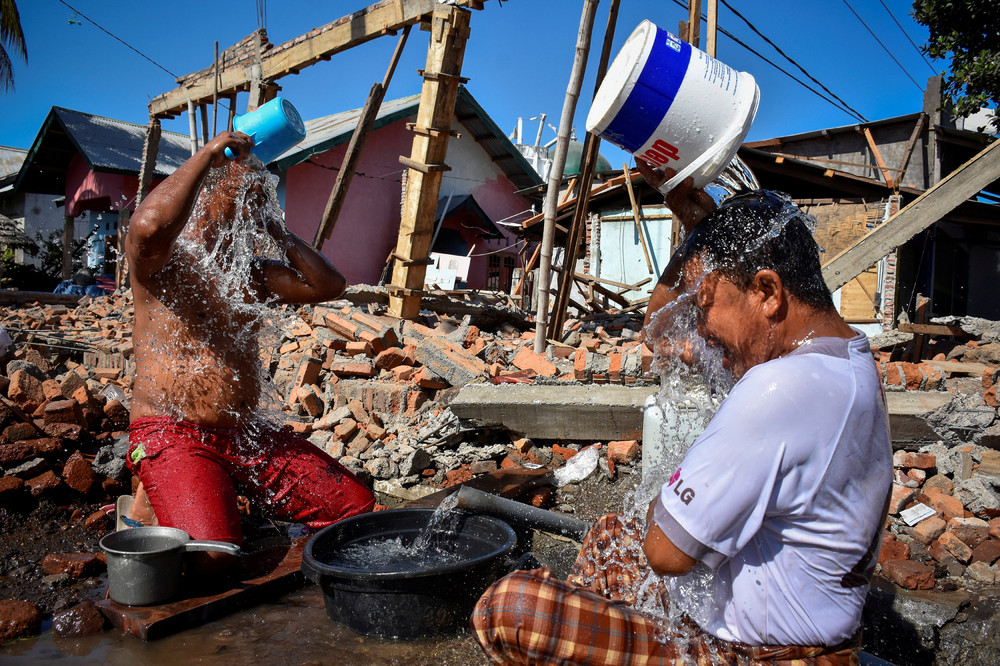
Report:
64,153,165,216
283,117,532,289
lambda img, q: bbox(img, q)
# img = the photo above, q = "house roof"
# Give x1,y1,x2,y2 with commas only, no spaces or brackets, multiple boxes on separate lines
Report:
272,86,543,191
14,107,192,195
435,193,504,239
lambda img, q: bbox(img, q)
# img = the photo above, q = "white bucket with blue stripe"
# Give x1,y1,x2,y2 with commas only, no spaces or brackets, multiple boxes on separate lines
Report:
586,20,759,193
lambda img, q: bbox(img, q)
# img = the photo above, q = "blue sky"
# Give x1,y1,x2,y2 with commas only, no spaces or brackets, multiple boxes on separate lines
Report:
3,0,945,169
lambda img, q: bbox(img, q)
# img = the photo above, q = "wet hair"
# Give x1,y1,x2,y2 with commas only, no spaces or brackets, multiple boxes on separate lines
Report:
678,190,834,310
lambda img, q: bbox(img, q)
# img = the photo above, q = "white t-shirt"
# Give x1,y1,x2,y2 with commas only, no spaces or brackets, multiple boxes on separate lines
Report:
653,332,892,647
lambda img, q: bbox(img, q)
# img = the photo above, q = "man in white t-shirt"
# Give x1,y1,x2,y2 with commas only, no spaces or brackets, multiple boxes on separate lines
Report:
472,180,892,665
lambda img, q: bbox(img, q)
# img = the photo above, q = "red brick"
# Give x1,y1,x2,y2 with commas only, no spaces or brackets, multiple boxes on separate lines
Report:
43,399,83,426
528,487,552,508
936,531,973,563
947,517,990,548
573,349,588,380
347,400,369,424
71,384,94,407
444,466,474,487
889,485,916,514
41,379,63,402
907,469,927,485
323,312,359,341
985,385,998,408
552,444,578,462
8,369,44,410
911,515,947,545
881,560,934,590
40,552,105,578
982,366,1000,389
513,437,533,454
3,422,37,442
901,363,924,389
0,599,43,642
62,451,95,494
412,367,447,389
334,418,358,442
991,517,1000,541
924,474,953,495
287,421,312,435
893,451,937,470
884,363,902,386
329,359,377,378
344,340,373,357
93,368,121,381
924,491,966,522
971,539,1000,565
470,461,498,475
374,347,406,370
26,470,61,496
877,537,910,566
0,476,25,502
296,386,324,417
511,347,557,377
84,509,112,532
922,364,945,390
406,389,427,413
608,440,639,463
391,365,415,381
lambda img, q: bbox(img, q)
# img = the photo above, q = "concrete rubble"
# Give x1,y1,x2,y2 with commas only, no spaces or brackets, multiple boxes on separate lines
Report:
3,288,1000,657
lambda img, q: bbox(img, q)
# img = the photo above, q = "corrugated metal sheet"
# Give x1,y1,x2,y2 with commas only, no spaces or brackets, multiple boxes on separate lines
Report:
0,147,27,180
53,107,191,175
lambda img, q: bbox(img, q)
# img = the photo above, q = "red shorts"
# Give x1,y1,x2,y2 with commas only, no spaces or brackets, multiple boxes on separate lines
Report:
127,416,375,545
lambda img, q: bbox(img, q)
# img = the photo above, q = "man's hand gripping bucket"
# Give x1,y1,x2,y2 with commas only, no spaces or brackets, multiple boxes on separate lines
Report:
586,20,759,194
224,97,307,164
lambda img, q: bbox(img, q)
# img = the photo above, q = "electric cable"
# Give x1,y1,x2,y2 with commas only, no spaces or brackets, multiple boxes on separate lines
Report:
718,0,869,123
55,0,177,78
878,0,938,76
841,0,924,91
666,0,867,123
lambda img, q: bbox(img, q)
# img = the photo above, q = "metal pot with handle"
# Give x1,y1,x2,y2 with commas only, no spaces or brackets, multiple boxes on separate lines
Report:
99,526,240,606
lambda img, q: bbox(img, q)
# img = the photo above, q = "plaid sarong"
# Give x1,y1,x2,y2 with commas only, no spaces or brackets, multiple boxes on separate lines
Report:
471,514,861,665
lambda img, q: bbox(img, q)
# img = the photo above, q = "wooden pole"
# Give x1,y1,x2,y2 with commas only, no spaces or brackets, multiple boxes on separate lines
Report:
212,41,219,136
533,0,599,353
200,104,210,147
387,6,471,319
135,117,161,208
705,0,718,56
61,216,74,281
623,164,654,274
313,26,411,250
547,0,621,343
687,0,702,48
227,94,237,132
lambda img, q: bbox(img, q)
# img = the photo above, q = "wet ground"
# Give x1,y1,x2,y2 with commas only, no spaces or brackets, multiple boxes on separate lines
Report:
0,467,644,662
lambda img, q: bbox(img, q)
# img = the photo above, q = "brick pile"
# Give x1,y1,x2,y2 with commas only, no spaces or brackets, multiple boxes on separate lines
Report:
879,443,1000,590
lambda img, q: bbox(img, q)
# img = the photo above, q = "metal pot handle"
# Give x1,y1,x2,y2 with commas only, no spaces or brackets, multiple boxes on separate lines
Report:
183,540,241,556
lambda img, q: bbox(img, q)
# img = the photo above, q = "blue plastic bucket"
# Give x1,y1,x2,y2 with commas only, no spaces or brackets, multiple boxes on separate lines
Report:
226,97,307,164
586,21,759,193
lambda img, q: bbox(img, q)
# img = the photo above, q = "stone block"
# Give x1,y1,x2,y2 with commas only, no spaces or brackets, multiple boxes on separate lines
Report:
954,477,1000,516
965,561,996,584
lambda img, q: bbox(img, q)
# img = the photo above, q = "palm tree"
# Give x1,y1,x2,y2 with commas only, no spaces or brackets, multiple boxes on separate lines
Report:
1,0,27,92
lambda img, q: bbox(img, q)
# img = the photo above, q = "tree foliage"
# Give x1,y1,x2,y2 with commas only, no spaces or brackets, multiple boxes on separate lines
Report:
0,0,26,92
913,0,1000,130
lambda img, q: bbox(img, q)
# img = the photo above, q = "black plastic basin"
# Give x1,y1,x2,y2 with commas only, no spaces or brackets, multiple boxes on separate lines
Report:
301,508,517,640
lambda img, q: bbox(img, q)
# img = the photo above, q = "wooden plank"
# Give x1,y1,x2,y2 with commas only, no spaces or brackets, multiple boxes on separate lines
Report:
622,164,654,274
897,322,970,337
823,138,1000,291
149,1,485,117
388,6,471,319
924,359,990,376
896,113,927,184
97,540,306,641
861,126,895,189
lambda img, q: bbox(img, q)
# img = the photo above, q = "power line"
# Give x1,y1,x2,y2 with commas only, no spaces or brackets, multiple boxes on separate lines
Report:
718,0,869,124
878,0,939,76
667,0,867,123
56,0,177,79
841,0,923,91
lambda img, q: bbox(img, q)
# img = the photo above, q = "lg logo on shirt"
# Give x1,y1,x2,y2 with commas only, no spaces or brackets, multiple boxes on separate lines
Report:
668,467,696,505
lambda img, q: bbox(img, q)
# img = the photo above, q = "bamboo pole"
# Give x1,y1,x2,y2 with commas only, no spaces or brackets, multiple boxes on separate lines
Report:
187,99,198,156
212,41,219,136
533,0,599,354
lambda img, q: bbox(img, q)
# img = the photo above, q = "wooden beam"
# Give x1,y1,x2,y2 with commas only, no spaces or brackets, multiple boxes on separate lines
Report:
148,1,486,118
61,216,73,281
896,113,927,186
823,138,1000,291
388,6,471,319
860,126,895,189
623,164,654,274
897,322,969,337
135,118,161,207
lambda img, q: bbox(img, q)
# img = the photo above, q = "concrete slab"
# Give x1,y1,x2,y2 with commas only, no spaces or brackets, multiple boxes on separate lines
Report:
886,391,951,447
449,384,657,441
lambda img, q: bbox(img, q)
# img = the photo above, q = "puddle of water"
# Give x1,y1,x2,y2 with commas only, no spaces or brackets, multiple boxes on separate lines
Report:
1,585,490,665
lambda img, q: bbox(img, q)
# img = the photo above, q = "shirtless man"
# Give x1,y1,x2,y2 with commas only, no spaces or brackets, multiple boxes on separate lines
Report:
124,132,374,562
